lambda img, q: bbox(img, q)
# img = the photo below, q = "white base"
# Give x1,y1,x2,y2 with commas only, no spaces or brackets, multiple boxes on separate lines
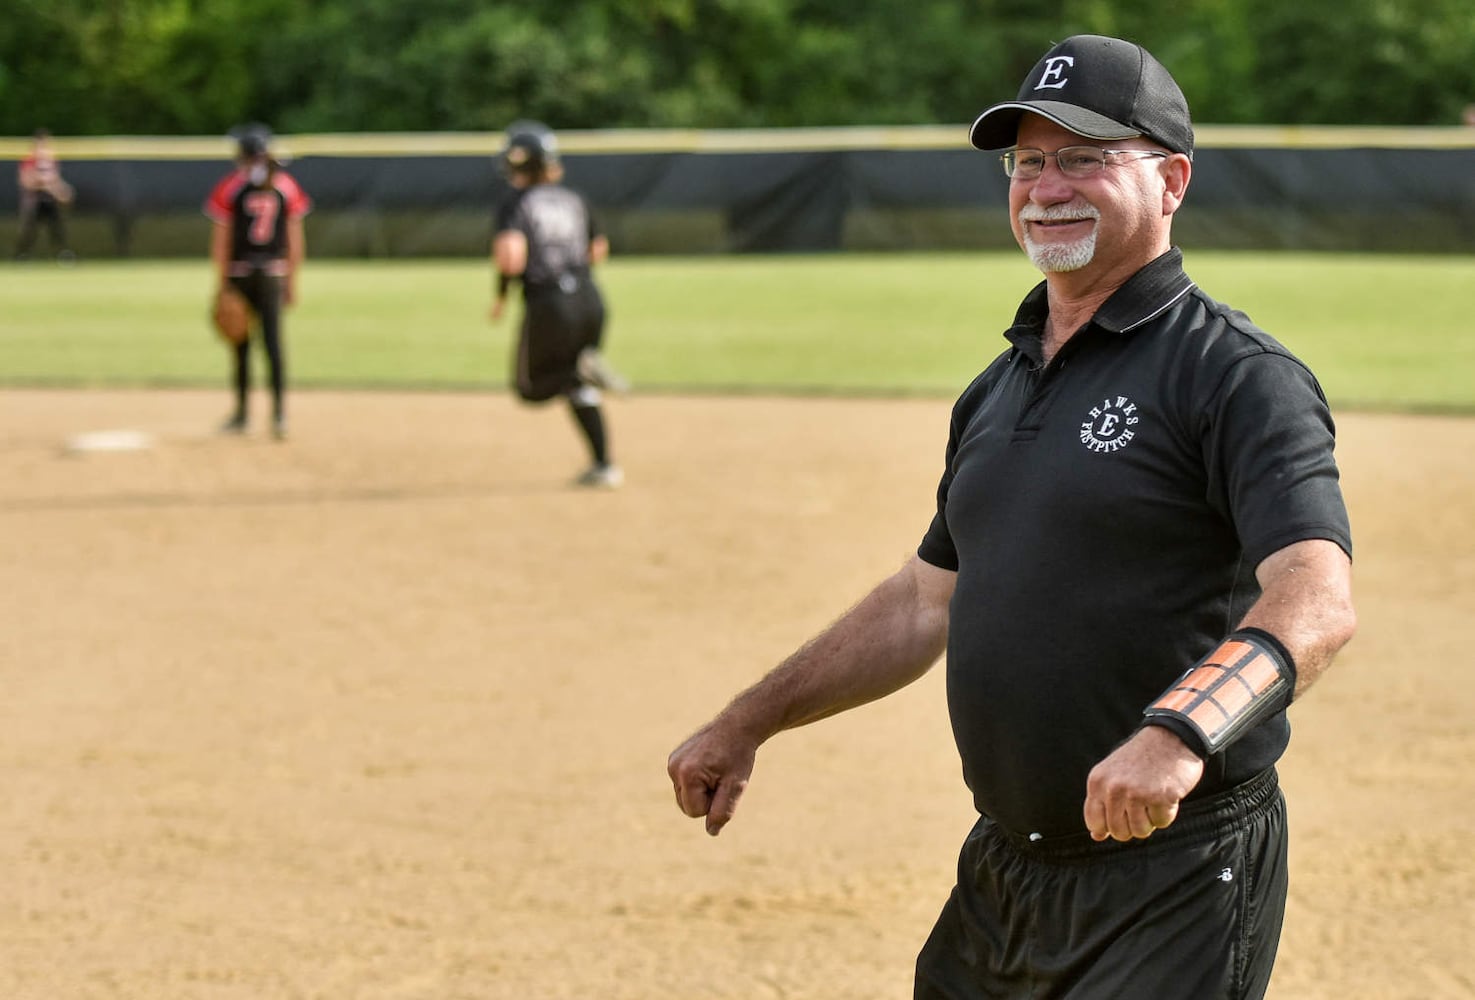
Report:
64,429,157,454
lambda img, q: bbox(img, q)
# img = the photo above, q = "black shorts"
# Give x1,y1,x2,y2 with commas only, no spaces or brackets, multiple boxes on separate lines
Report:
914,768,1288,1000
514,276,606,403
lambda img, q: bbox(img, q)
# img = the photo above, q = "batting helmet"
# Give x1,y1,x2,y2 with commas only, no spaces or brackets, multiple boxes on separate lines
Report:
501,120,559,175
230,123,273,159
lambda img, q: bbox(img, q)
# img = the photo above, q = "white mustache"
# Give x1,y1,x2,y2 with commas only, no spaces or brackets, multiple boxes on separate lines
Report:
1019,204,1101,223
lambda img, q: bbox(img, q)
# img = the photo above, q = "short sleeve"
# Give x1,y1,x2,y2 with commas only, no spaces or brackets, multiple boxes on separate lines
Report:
494,190,526,235
916,398,969,572
203,173,238,223
277,173,312,218
917,506,959,571
1202,351,1352,567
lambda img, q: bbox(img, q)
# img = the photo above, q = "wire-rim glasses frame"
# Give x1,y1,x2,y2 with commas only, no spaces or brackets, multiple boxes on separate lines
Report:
1001,145,1170,180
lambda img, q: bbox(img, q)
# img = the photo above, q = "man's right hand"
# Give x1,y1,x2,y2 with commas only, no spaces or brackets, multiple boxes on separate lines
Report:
667,720,758,837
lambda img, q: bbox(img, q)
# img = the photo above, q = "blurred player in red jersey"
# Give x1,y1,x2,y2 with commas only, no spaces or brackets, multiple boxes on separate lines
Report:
14,128,75,263
203,125,312,439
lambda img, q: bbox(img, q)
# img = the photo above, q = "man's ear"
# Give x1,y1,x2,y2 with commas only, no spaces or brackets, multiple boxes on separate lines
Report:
1162,154,1192,216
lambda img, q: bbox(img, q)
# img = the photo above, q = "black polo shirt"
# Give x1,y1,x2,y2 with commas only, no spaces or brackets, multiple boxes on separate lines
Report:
917,248,1352,838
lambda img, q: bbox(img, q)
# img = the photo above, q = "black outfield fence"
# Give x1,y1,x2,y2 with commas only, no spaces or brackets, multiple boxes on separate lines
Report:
3,126,1473,258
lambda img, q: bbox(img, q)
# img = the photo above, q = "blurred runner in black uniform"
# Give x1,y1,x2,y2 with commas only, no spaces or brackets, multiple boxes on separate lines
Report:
203,125,311,439
490,121,627,489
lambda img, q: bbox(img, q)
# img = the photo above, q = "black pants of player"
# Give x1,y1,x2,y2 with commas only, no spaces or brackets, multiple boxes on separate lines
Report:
915,768,1288,1000
514,276,611,466
514,276,606,403
14,196,69,258
227,270,287,423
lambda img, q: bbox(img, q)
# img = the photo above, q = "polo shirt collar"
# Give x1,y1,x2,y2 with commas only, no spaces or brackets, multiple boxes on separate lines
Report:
1003,248,1197,359
1092,248,1197,334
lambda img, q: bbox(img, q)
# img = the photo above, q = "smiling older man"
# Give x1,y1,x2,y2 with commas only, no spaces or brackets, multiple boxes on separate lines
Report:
668,35,1355,1000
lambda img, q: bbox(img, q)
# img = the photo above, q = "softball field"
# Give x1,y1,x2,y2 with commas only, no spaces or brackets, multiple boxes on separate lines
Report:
1,387,1470,999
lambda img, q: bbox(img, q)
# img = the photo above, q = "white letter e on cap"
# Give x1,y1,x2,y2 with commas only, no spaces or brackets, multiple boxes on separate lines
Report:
1036,55,1073,91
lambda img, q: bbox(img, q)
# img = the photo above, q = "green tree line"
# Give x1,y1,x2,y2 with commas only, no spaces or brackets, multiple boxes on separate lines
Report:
3,0,1473,136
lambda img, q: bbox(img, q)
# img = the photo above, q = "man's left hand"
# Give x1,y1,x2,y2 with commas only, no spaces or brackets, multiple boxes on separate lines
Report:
1083,725,1204,842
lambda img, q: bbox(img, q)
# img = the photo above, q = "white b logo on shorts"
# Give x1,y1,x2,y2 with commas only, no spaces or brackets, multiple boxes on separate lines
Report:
1079,395,1139,454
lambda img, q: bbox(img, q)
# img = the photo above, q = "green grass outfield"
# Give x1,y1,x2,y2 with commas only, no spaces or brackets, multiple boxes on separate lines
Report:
2,253,1471,412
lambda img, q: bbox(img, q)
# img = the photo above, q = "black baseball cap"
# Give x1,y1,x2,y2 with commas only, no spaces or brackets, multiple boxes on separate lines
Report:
969,35,1194,158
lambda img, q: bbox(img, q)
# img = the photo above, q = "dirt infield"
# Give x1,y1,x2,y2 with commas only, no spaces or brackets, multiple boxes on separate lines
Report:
2,388,1471,1000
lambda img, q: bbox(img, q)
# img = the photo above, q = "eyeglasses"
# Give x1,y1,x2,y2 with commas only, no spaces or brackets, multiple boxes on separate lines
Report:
1001,145,1170,180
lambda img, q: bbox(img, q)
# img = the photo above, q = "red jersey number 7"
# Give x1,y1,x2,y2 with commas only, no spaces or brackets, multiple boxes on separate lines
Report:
244,190,281,246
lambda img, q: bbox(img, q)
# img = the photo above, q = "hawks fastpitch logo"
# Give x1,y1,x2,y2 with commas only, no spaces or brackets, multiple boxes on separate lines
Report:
1080,395,1139,453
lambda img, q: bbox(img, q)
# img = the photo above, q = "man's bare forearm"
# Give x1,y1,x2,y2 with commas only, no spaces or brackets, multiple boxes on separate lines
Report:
1238,538,1356,699
718,555,953,743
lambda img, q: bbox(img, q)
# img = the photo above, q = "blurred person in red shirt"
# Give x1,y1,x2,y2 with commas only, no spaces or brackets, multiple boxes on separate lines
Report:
14,128,74,263
203,125,312,440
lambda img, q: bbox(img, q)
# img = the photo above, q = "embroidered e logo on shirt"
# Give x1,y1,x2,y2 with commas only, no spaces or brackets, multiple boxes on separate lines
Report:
1079,396,1139,453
